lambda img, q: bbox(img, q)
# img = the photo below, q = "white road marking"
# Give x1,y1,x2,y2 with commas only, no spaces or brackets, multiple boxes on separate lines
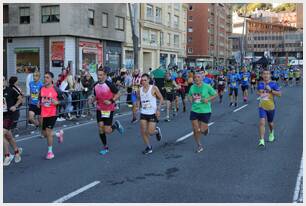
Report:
293,153,303,203
176,122,215,143
53,181,100,203
16,112,132,142
233,104,248,113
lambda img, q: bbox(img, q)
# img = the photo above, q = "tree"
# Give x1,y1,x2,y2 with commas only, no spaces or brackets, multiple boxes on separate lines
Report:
272,3,296,12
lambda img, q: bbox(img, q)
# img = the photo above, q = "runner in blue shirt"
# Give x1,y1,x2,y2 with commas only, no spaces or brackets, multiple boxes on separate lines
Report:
28,71,44,127
240,66,251,103
228,68,240,107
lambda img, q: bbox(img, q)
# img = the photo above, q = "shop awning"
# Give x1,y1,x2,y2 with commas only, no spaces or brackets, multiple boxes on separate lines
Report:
14,48,39,53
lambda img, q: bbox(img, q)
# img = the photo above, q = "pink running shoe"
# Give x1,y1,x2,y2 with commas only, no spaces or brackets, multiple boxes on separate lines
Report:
56,130,64,143
46,152,55,160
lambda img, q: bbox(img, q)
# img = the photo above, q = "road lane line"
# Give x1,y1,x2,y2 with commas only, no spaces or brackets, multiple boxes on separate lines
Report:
176,122,215,143
16,112,132,142
293,153,303,203
53,181,100,203
233,104,248,113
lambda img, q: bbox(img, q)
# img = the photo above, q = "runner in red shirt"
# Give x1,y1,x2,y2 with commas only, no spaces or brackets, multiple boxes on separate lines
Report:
39,72,64,160
175,71,187,112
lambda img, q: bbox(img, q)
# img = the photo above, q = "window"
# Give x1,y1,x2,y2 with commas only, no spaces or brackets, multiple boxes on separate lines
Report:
88,9,94,25
160,32,164,46
146,4,153,18
188,48,193,54
156,7,162,23
174,35,179,46
150,32,157,44
42,5,60,23
188,16,193,21
189,5,193,11
188,27,193,32
3,5,9,24
167,12,171,26
20,7,30,24
143,29,150,43
102,12,108,28
115,16,124,31
174,15,179,28
174,3,180,11
168,33,171,45
187,37,192,43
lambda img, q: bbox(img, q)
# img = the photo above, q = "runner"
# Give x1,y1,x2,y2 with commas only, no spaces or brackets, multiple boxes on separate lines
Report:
228,68,240,107
188,72,217,153
240,66,250,103
250,70,257,93
3,76,23,166
272,67,280,83
288,68,294,87
131,69,142,123
294,68,301,85
137,73,164,154
163,71,179,121
28,71,43,128
38,72,65,160
282,67,289,87
257,68,282,147
216,70,226,103
175,70,187,112
92,67,124,155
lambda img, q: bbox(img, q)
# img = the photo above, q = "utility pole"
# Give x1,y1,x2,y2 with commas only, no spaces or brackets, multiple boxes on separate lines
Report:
128,3,139,71
240,3,247,67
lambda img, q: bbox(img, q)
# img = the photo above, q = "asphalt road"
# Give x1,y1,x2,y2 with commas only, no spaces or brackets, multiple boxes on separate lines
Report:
3,84,303,203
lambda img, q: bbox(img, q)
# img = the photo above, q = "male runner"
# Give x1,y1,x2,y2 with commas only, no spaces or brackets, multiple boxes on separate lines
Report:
228,68,240,107
28,71,43,127
92,67,124,155
257,68,281,147
240,66,250,103
294,68,301,85
38,72,64,160
216,70,226,103
137,73,164,154
188,72,217,153
288,68,294,87
163,72,178,121
250,71,257,93
175,71,187,112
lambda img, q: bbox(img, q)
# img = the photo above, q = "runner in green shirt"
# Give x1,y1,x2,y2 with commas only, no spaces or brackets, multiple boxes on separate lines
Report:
188,72,217,153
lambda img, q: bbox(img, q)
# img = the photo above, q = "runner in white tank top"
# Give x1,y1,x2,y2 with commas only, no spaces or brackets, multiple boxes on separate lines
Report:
137,73,164,155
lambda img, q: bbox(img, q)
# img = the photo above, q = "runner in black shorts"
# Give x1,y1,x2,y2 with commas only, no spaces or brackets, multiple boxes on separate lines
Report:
163,72,178,121
216,71,226,103
28,71,43,128
41,116,57,130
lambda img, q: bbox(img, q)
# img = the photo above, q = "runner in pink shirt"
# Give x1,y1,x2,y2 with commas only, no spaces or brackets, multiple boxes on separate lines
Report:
38,72,64,160
92,66,124,155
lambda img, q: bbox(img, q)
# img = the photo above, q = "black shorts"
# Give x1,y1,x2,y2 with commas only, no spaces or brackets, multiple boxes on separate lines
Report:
177,90,186,99
3,118,14,130
229,88,238,96
241,85,249,92
166,92,175,102
289,77,293,80
140,113,158,123
251,80,256,85
29,104,41,116
284,78,288,81
190,111,211,124
96,110,114,126
42,116,57,130
275,77,279,82
217,85,225,93
296,77,300,81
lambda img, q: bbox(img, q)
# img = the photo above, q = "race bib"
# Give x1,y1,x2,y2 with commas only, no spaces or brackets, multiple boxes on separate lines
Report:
219,81,224,85
42,97,52,107
243,77,248,81
101,110,111,118
193,94,202,103
142,101,152,109
251,79,256,83
232,82,236,87
31,93,39,100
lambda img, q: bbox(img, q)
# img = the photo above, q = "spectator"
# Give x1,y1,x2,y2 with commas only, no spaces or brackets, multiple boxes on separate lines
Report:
81,72,95,116
73,75,84,118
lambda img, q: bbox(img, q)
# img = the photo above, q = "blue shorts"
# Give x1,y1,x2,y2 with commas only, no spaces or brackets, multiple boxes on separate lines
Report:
190,111,211,124
131,91,137,104
259,107,275,123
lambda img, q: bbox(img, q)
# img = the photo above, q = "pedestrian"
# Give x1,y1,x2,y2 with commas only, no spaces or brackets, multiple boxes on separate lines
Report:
92,66,124,155
38,71,64,160
137,73,164,154
3,76,23,166
28,70,43,128
188,72,217,153
257,68,281,147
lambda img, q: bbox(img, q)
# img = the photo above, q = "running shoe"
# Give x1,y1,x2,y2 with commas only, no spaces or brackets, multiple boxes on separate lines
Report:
56,130,64,143
99,147,109,155
142,146,153,155
258,139,265,147
46,152,55,160
164,117,171,122
114,120,124,135
14,147,23,163
195,146,204,153
268,132,275,142
3,154,14,166
229,102,233,107
234,102,238,107
131,118,138,124
156,127,162,141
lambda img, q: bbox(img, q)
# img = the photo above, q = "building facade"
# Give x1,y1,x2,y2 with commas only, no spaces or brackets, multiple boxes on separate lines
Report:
186,3,232,68
3,3,126,82
123,3,187,73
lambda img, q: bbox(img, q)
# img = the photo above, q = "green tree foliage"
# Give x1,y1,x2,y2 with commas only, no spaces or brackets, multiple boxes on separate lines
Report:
271,3,296,12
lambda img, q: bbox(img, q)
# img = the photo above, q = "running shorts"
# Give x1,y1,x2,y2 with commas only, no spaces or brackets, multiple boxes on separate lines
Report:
29,104,41,116
259,107,275,123
190,111,211,124
140,113,158,123
42,116,57,130
96,110,114,126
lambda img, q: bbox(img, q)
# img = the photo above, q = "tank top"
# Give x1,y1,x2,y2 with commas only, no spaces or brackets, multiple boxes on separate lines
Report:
140,85,157,115
40,86,59,118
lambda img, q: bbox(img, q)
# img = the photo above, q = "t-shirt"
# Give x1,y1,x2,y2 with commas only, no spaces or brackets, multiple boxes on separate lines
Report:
164,79,176,93
188,83,217,114
283,70,289,78
3,86,21,117
94,81,118,112
29,80,43,105
40,86,59,118
217,75,226,86
241,72,250,86
175,77,186,92
228,73,240,88
257,81,280,111
203,77,213,86
273,70,280,78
